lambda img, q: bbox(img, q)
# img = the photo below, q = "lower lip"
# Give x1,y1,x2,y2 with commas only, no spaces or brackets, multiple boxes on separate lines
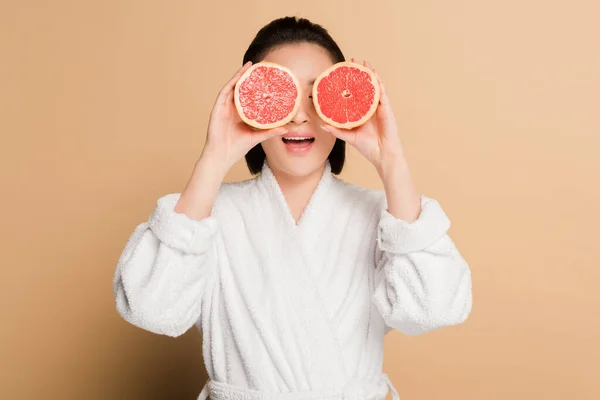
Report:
283,139,314,153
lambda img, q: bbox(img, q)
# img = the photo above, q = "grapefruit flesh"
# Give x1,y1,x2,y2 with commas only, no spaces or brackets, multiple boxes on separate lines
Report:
313,62,380,129
234,62,301,129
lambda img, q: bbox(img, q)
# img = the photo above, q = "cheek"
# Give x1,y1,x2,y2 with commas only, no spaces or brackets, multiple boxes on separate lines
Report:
319,131,337,153
260,136,281,156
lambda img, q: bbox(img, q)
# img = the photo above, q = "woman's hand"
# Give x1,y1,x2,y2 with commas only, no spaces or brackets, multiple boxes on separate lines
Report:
320,59,405,173
201,61,287,171
322,59,421,222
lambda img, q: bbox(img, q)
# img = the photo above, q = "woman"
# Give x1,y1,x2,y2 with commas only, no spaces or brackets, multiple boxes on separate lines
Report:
113,16,472,400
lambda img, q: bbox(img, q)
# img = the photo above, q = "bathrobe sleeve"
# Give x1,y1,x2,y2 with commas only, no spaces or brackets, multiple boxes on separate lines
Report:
113,193,219,337
371,195,472,336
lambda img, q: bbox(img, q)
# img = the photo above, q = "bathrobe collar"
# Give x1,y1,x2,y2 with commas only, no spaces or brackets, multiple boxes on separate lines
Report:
257,160,335,231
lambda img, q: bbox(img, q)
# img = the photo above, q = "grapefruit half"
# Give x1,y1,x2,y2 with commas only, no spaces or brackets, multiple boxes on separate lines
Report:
312,61,380,129
234,62,301,129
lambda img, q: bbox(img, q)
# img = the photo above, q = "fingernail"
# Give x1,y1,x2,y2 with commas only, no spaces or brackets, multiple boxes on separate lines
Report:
321,125,329,131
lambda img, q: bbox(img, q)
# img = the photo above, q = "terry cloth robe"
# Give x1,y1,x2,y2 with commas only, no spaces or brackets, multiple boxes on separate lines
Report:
113,161,472,400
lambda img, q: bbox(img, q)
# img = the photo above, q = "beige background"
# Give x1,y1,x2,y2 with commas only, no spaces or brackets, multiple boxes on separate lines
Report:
2,0,599,399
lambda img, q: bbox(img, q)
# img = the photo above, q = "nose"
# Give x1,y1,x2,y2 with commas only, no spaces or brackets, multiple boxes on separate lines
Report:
289,96,311,125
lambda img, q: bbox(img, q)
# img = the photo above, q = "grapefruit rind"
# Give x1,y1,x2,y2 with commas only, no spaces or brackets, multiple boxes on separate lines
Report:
312,61,381,130
234,61,302,130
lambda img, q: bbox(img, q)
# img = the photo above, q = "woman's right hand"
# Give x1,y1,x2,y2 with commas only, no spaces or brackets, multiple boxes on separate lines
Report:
200,61,288,170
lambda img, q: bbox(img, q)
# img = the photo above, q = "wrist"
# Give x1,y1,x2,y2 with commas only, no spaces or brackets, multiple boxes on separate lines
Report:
198,148,233,176
376,154,409,184
196,152,231,183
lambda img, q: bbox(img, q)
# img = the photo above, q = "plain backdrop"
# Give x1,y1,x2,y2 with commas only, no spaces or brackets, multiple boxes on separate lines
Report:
2,0,599,399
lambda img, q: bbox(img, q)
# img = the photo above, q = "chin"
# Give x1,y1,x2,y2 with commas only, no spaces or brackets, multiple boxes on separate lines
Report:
263,153,325,178
277,159,325,177
262,134,335,178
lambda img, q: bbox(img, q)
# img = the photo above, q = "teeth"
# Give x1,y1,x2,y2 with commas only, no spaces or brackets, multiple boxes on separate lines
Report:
285,137,312,140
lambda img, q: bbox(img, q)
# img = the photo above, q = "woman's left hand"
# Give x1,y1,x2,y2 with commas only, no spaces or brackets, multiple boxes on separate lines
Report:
320,59,405,172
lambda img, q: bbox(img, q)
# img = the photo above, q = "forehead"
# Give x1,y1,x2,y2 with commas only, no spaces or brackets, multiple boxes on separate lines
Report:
262,42,334,83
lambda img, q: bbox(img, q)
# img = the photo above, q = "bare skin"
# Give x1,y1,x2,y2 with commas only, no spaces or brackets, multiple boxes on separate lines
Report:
176,43,420,225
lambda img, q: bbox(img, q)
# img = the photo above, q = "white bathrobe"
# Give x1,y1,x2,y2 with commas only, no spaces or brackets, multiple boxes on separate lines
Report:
113,161,472,400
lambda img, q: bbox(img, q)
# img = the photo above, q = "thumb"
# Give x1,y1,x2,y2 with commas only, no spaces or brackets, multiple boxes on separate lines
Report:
253,126,288,143
321,124,356,145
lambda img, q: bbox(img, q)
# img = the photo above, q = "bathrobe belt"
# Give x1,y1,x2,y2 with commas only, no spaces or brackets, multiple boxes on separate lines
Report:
197,373,400,400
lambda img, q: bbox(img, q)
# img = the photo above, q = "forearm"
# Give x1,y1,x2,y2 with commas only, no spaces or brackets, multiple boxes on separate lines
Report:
174,154,230,221
376,155,421,223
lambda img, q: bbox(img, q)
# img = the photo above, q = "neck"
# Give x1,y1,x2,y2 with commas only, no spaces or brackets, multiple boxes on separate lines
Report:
274,165,325,194
267,162,327,223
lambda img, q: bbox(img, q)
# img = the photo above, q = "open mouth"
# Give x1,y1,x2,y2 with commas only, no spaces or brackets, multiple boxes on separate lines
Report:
282,137,315,144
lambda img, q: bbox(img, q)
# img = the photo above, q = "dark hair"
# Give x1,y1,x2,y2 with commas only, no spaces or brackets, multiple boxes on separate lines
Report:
242,16,346,175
